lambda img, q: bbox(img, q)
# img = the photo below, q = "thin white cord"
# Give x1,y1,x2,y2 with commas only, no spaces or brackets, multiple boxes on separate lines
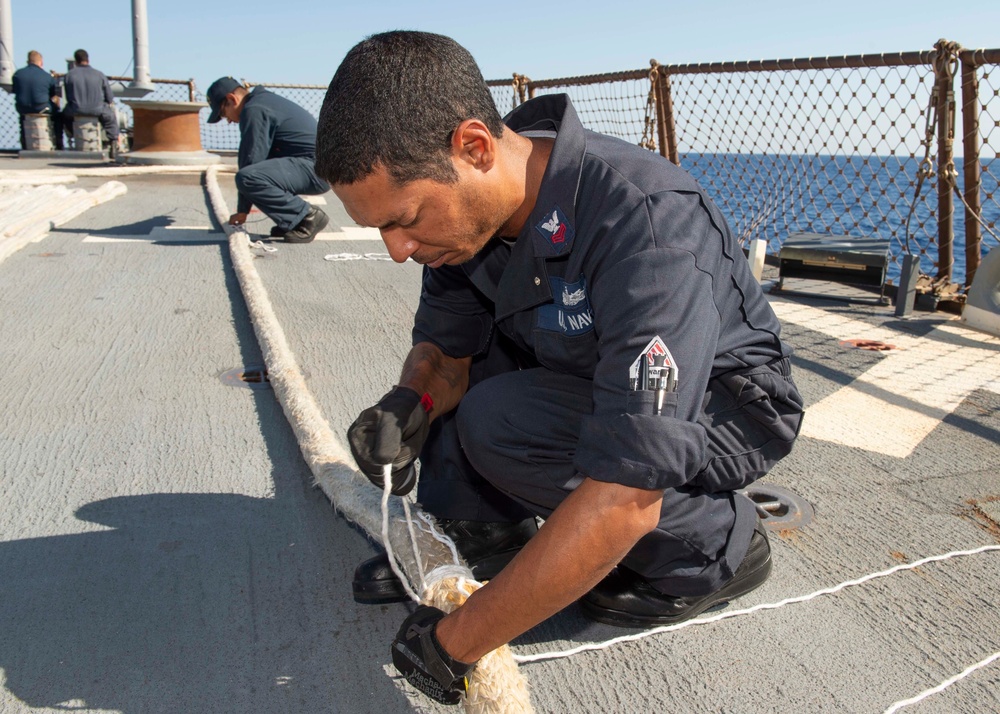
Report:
418,511,463,566
513,544,1000,664
248,238,278,255
324,252,392,261
401,496,427,585
883,651,1000,713
380,464,421,603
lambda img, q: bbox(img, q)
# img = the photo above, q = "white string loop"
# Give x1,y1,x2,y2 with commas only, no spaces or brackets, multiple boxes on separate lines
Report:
513,544,1000,664
883,651,1000,713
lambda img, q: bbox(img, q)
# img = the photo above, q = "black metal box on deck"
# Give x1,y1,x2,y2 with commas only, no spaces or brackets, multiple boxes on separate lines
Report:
777,232,889,296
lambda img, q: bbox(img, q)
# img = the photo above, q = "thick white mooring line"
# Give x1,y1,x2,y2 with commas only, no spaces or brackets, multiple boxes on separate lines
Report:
0,180,128,265
203,166,532,714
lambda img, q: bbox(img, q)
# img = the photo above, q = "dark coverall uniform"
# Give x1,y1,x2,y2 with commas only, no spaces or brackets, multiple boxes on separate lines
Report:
11,64,63,150
64,65,119,143
414,94,804,597
234,86,329,231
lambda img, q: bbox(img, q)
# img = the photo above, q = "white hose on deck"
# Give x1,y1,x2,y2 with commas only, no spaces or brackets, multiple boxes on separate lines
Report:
0,180,127,264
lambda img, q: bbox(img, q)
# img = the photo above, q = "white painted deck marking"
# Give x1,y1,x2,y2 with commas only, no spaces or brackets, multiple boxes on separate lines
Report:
83,227,222,243
771,299,1000,457
82,225,382,244
313,226,382,241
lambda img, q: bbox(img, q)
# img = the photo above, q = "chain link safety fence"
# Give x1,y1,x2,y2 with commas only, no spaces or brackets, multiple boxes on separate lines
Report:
2,41,997,293
0,75,196,151
514,46,999,291
961,49,1000,288
196,81,331,153
667,59,944,287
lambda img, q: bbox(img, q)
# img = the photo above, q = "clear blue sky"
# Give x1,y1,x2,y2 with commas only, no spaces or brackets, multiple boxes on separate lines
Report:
13,0,1000,92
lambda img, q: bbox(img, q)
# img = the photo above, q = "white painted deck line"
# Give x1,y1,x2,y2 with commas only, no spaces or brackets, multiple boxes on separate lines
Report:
81,225,382,243
313,226,382,241
771,299,1000,457
83,228,223,243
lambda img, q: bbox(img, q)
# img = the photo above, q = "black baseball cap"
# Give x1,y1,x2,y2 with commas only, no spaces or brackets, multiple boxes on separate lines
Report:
206,76,242,123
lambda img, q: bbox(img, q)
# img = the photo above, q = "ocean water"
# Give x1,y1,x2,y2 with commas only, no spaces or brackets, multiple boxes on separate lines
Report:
682,153,1000,286
2,86,996,287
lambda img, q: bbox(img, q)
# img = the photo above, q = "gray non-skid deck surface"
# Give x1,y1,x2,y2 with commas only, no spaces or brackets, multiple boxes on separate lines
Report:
0,167,997,713
0,170,406,714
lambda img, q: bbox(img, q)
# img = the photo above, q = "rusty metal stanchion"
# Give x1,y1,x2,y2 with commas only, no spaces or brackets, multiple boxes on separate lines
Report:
650,61,679,165
960,49,984,288
515,74,528,106
933,39,960,288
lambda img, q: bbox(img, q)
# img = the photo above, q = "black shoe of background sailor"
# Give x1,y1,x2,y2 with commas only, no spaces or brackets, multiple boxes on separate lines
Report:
352,517,539,604
269,225,287,238
579,519,772,628
282,206,329,243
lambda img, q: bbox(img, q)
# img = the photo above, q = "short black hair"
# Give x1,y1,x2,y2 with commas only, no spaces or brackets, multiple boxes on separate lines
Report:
316,31,504,186
74,49,89,64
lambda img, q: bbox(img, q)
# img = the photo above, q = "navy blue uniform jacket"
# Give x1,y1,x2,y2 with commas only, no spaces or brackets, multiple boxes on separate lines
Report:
12,64,59,115
236,86,319,214
413,94,793,492
64,65,114,115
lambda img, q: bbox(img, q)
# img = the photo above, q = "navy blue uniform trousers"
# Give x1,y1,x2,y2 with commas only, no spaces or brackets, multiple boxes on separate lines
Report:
415,344,802,597
235,156,329,230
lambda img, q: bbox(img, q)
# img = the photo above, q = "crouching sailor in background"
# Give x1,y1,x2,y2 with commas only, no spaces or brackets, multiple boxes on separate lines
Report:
206,76,330,243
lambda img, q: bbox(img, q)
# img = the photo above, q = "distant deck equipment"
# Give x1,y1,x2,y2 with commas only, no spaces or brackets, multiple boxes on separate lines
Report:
123,100,220,165
22,113,55,151
776,232,889,302
72,115,103,152
962,246,1000,337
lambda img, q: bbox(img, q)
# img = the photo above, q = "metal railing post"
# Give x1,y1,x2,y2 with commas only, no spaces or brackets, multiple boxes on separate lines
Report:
651,61,679,165
514,74,528,106
0,0,12,91
933,39,958,285
960,50,983,288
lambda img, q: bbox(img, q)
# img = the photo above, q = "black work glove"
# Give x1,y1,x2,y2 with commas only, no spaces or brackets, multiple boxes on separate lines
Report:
390,605,475,705
347,386,430,496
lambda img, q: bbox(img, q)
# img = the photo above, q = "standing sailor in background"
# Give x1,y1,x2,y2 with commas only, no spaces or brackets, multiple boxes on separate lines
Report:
206,77,330,243
63,49,120,160
11,51,64,151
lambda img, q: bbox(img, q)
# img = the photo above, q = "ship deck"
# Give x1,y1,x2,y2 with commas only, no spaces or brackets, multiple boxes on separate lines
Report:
0,155,997,714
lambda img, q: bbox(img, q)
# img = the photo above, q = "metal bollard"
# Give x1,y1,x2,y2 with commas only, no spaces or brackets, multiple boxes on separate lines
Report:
895,253,920,317
23,114,55,151
72,115,103,152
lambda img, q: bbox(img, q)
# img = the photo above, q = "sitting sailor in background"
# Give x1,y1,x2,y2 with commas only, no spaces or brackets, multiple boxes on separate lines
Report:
12,50,64,151
63,49,120,159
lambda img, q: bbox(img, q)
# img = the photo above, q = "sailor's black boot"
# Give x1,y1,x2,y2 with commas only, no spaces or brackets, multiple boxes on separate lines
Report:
352,517,539,604
580,520,772,627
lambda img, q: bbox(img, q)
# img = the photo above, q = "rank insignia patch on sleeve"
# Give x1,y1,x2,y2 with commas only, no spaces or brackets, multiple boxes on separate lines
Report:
533,205,575,256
